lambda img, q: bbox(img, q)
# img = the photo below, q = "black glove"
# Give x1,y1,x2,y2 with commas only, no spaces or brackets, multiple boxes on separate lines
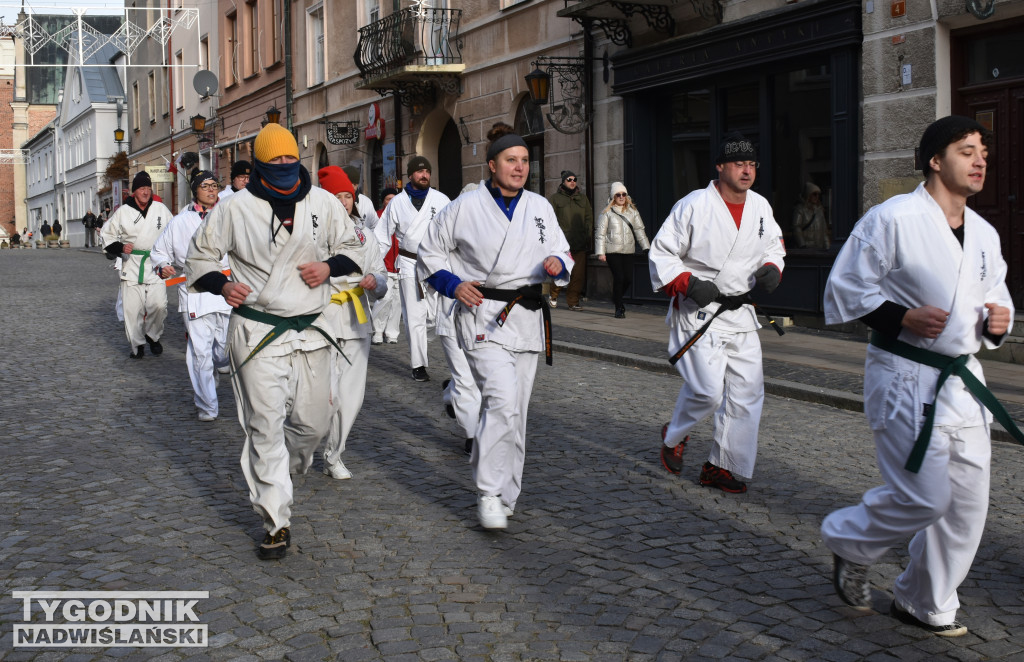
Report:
754,265,780,294
687,276,720,308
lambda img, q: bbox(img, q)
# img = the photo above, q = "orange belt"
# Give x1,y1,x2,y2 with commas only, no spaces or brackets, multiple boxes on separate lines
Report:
164,269,231,287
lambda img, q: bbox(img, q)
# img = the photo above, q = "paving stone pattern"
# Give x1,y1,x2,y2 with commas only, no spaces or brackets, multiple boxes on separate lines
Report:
1,250,1022,661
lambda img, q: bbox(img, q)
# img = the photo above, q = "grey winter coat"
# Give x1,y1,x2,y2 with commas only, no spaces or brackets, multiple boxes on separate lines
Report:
594,206,650,255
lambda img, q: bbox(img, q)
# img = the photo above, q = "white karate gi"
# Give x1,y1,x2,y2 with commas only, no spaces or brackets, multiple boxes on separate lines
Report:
185,186,368,535
381,187,451,368
418,182,573,512
357,193,378,230
370,216,402,343
649,180,785,478
437,294,481,442
101,200,173,351
322,220,388,475
151,203,232,418
821,183,1013,626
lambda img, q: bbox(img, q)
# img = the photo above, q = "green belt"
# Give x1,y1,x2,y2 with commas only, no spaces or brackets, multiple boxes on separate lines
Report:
870,331,1024,472
130,249,151,284
231,304,349,377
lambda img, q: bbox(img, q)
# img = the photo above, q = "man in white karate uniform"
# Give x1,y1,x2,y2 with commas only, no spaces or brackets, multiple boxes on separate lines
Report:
101,171,173,358
317,166,388,480
649,132,785,494
822,116,1016,637
380,156,450,381
151,170,231,421
186,123,368,560
370,187,402,345
418,123,573,530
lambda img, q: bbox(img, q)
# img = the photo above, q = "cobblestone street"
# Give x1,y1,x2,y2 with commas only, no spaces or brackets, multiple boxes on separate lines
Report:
2,249,1023,661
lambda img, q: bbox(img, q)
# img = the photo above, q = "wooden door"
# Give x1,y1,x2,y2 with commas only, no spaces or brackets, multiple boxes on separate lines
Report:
959,85,1024,308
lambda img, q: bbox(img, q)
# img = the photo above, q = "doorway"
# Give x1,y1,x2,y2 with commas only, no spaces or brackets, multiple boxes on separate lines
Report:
436,118,462,200
954,23,1024,307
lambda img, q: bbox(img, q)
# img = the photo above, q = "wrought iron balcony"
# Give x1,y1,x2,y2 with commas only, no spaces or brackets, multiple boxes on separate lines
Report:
557,0,721,47
354,7,465,107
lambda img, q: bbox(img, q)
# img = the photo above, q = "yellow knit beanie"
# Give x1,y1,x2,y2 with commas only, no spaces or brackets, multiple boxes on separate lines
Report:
253,123,299,162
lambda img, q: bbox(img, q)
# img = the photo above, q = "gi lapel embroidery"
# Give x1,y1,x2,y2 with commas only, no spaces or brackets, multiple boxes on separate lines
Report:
758,217,764,238
980,250,987,280
311,213,319,241
430,206,437,220
535,217,546,244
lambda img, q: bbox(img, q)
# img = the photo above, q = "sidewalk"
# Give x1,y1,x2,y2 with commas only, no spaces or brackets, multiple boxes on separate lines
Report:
549,297,1024,443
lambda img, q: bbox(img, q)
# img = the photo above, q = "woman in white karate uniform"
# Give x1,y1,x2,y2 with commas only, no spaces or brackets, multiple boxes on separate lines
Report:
317,166,388,480
417,123,573,530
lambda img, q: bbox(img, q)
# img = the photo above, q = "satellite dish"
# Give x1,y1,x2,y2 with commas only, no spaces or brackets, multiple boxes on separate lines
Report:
192,70,219,98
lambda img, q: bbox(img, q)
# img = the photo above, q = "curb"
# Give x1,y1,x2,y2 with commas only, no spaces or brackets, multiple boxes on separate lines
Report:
555,340,1020,446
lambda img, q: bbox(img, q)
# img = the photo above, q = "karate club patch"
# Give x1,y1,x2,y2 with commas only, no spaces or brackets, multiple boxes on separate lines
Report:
476,334,486,341
355,228,366,245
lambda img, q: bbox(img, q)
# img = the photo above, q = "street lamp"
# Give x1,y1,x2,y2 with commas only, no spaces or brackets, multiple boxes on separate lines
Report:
525,67,551,105
265,106,281,125
190,113,207,132
114,127,125,148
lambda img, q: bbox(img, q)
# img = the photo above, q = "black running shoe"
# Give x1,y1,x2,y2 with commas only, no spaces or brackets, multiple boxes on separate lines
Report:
129,346,144,359
699,462,747,493
464,438,473,456
145,335,163,356
891,600,966,637
832,553,871,611
257,527,290,560
412,366,430,382
660,423,687,475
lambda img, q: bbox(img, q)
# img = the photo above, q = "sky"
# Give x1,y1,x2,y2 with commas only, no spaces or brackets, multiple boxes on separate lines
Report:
0,1,126,26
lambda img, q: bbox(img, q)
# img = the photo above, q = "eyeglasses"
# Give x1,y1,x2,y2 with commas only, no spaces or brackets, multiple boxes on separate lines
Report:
613,193,627,198
564,177,577,183
198,183,220,191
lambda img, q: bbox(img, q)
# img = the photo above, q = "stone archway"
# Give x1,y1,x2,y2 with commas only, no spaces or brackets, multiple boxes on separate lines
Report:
415,108,462,199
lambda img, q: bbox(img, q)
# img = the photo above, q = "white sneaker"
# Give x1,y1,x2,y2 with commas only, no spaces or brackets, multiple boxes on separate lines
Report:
477,495,507,529
502,505,514,517
198,412,217,422
216,365,231,374
323,461,352,480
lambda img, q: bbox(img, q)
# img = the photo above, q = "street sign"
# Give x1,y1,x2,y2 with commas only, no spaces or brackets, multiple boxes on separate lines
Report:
145,166,175,183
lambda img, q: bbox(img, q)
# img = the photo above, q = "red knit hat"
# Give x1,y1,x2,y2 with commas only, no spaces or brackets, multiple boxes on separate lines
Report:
318,166,355,197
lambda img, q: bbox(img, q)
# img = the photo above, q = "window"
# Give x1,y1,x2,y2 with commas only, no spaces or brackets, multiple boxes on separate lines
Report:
174,50,184,110
200,36,209,71
307,4,325,86
147,72,156,122
132,81,140,130
366,0,379,25
271,0,283,63
247,0,259,76
225,12,238,86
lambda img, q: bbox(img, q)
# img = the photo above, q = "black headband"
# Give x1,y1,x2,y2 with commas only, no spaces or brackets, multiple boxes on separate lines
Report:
486,133,529,162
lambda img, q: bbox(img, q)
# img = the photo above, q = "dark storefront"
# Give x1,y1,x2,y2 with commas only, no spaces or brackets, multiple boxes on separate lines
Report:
611,0,861,315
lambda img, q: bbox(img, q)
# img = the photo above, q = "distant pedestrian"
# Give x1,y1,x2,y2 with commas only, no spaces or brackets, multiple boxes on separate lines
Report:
417,123,573,530
594,182,649,319
649,132,785,494
52,219,62,238
822,116,1017,637
82,210,98,247
40,221,52,237
547,170,593,310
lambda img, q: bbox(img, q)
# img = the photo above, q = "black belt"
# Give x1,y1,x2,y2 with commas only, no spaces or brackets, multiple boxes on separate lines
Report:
477,284,553,365
398,248,418,260
668,292,784,365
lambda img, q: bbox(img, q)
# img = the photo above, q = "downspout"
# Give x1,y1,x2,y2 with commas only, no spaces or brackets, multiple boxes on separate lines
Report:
284,0,293,128
394,94,402,183
583,23,594,204
166,0,176,205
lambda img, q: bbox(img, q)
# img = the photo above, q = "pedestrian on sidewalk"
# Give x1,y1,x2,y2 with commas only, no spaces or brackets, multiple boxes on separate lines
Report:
649,132,785,494
185,123,370,560
821,116,1014,637
151,170,232,422
52,219,62,238
82,210,98,247
417,122,573,530
101,171,171,359
316,165,388,481
547,170,593,310
380,155,450,382
370,187,402,345
41,220,52,238
594,181,650,319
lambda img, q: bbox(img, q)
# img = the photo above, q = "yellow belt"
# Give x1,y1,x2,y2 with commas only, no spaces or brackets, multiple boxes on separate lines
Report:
330,287,367,324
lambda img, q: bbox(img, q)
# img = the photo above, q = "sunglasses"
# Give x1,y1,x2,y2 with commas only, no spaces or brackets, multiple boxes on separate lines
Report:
613,193,626,198
564,177,577,183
